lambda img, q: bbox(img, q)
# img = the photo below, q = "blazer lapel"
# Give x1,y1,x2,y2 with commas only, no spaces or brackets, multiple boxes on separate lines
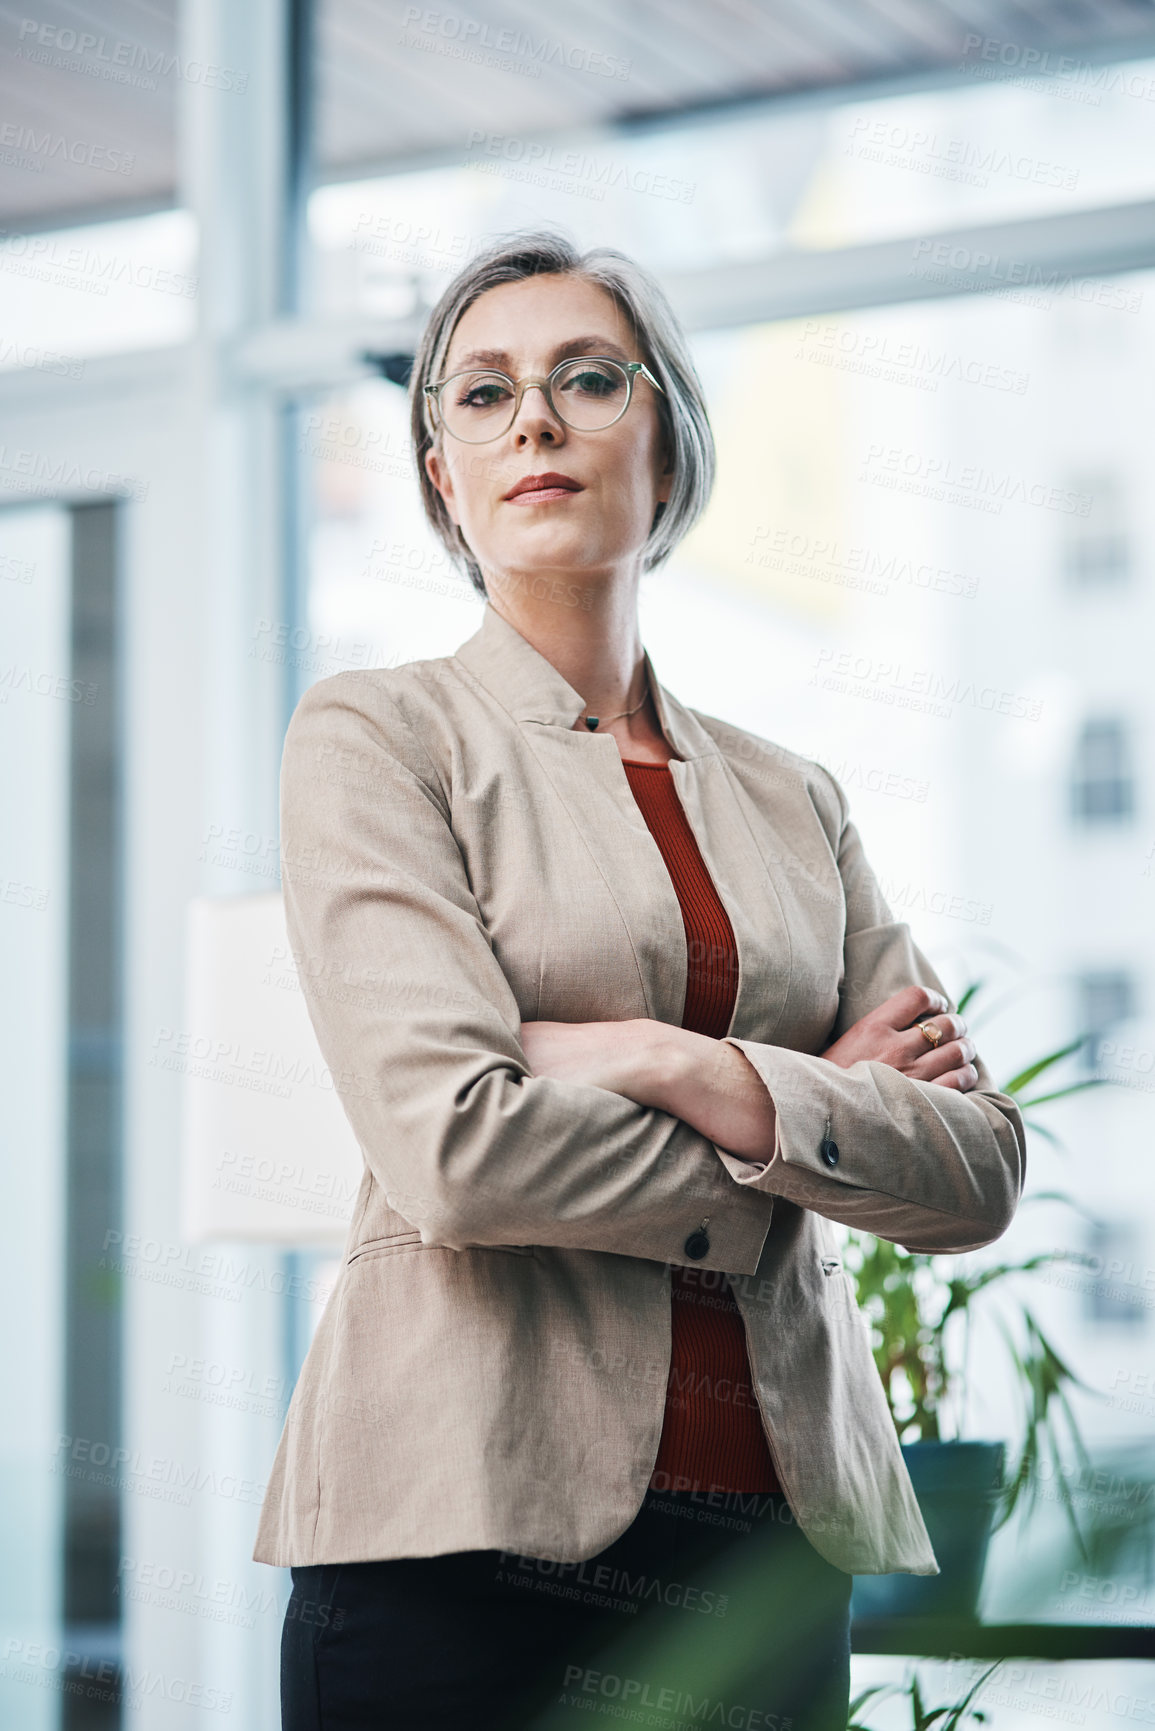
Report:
454,604,794,1044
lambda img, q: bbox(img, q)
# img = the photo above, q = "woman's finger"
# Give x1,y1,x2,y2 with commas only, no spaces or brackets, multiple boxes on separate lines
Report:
903,1013,966,1056
879,984,949,1030
906,1036,977,1083
928,1063,979,1092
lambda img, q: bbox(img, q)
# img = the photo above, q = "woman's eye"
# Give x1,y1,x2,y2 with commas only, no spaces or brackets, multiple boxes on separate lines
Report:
459,383,509,408
567,369,618,396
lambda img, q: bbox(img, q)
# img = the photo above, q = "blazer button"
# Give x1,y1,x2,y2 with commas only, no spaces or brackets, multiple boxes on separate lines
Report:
820,1138,840,1168
683,1229,710,1260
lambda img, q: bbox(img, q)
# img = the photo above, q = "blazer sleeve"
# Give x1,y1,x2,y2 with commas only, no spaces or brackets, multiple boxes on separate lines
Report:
278,672,775,1273
710,767,1027,1254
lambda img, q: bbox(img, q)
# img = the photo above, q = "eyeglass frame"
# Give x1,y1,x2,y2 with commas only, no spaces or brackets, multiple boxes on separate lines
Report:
423,356,667,444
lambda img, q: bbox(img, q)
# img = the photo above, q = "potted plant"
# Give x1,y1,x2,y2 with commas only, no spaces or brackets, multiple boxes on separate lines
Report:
849,1660,1004,1730
847,978,1107,1620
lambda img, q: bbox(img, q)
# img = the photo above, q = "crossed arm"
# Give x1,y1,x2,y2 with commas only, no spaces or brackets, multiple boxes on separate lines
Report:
520,984,980,1164
281,675,1024,1262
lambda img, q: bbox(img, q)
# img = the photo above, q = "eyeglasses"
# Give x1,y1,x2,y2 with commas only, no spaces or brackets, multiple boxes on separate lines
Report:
423,356,666,444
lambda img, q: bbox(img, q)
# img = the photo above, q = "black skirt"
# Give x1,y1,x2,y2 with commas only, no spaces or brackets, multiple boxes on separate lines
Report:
281,1487,852,1731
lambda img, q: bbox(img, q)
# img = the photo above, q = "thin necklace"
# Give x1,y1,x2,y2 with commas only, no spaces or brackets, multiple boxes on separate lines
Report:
581,678,650,732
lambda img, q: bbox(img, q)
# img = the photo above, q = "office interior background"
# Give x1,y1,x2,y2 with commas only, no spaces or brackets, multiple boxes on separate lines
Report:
2,1,1155,1725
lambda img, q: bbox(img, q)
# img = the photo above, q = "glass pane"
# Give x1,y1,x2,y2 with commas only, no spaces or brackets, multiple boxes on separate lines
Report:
308,52,1155,319
680,277,1155,1624
303,373,482,672
305,265,1155,1629
0,210,197,368
0,503,71,1729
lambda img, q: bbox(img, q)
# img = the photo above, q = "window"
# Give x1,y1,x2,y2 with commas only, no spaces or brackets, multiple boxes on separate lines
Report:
1076,969,1138,1070
1083,1220,1147,1326
1071,718,1135,824
1064,476,1130,587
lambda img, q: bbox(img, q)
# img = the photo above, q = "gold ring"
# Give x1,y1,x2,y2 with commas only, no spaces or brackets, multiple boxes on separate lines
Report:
918,1020,943,1048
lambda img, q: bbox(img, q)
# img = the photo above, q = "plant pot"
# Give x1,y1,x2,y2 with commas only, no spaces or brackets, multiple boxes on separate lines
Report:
850,1439,1005,1620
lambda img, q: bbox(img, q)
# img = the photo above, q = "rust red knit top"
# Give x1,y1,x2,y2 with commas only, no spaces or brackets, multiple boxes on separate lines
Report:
621,759,780,1495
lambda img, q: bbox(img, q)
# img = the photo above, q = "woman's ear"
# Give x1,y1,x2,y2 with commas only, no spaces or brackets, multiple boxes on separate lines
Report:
425,444,458,525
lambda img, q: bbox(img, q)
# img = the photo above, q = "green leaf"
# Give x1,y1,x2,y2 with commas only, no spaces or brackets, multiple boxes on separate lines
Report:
1017,1188,1083,1209
995,1310,1097,1553
1017,1079,1107,1109
956,980,985,1015
945,1663,1004,1729
1003,1038,1085,1095
1019,1117,1065,1148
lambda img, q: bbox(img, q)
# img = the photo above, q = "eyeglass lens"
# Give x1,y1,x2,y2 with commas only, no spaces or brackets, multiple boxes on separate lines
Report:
439,358,629,440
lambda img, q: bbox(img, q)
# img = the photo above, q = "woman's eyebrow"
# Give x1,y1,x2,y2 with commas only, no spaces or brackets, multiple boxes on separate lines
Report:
451,335,631,369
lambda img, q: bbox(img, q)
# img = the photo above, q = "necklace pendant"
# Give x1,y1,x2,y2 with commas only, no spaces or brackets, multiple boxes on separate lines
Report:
584,716,599,731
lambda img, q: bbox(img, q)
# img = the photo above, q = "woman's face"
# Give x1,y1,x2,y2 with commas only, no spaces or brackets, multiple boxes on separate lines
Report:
424,274,673,598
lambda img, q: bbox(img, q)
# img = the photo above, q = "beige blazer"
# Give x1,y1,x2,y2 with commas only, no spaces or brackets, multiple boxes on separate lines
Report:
253,601,1026,1577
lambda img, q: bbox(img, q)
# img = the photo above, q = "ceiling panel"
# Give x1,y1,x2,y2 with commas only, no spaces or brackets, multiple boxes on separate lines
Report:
0,0,177,228
314,0,1155,176
2,0,1154,228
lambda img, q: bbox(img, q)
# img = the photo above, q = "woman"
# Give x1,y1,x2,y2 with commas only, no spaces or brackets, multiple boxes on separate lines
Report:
256,230,1026,1730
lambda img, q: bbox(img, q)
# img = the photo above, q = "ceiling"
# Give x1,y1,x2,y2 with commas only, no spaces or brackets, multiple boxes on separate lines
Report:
3,0,1155,229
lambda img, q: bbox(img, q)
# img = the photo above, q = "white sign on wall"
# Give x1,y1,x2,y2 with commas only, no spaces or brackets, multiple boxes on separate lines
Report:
180,893,364,1246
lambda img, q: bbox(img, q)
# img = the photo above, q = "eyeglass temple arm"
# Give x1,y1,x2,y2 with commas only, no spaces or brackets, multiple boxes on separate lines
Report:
627,361,666,396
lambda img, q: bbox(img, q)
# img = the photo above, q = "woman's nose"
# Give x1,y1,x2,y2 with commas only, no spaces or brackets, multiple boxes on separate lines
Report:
511,381,565,437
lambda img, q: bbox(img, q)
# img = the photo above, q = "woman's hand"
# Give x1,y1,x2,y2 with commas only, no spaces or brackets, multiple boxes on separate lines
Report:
821,985,980,1092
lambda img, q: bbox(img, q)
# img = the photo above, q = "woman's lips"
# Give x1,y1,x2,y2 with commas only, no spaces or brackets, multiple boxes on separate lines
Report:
505,485,584,504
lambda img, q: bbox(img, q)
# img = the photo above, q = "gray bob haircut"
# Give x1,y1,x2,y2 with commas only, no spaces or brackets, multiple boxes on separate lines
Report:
409,227,716,600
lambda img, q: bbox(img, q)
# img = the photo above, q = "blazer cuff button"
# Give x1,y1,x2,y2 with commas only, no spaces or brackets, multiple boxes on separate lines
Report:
683,1230,710,1260
820,1138,840,1167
